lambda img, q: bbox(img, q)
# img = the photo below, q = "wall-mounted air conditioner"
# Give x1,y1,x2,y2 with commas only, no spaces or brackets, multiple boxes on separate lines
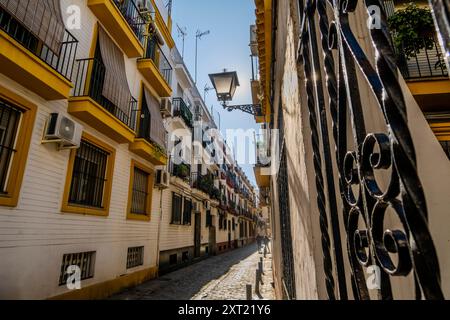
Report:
42,113,83,149
155,169,170,189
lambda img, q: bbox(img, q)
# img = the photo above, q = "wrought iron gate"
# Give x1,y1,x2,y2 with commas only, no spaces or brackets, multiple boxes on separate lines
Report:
277,146,297,300
296,0,449,300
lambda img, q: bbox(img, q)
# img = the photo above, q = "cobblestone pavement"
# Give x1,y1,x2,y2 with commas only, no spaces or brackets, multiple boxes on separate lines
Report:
111,243,275,300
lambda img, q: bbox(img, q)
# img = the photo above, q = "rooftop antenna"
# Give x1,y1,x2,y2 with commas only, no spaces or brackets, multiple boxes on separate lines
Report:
176,24,187,58
195,29,210,84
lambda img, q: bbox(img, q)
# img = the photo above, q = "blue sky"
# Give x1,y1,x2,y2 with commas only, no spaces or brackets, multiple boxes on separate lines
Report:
171,0,259,185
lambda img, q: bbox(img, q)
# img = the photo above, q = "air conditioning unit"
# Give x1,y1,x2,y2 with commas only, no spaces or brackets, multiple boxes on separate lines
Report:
193,201,201,213
160,98,172,117
42,113,83,149
155,169,170,189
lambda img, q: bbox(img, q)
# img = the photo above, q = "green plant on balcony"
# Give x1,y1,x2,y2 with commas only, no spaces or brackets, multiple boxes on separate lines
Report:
388,2,445,70
197,174,214,194
210,187,221,201
175,163,190,180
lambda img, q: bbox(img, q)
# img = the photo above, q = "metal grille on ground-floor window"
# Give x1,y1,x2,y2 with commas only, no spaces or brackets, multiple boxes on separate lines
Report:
59,251,96,286
171,193,182,224
0,100,22,194
277,148,296,300
131,167,149,215
127,246,144,269
183,198,192,225
69,140,109,208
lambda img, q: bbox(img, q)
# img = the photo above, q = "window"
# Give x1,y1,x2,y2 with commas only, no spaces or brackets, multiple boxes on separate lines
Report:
169,254,177,265
232,218,235,231
0,87,36,207
62,133,115,216
69,140,108,208
206,210,212,227
183,197,192,225
127,160,154,221
0,102,22,193
59,251,96,286
182,251,189,262
127,246,144,269
171,192,183,224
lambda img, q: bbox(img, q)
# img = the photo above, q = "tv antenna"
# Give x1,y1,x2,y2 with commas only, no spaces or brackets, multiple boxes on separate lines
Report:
176,24,188,58
195,29,210,84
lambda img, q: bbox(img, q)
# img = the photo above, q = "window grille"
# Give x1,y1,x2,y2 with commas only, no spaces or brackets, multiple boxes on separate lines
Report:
171,193,182,224
127,246,144,269
131,167,149,215
182,197,192,225
0,100,22,193
59,251,95,286
69,140,109,208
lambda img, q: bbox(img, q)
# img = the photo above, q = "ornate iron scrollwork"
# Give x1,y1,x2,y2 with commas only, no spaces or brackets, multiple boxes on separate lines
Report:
297,0,446,299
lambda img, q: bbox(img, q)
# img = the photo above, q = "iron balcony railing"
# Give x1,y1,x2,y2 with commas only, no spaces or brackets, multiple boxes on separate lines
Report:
172,98,193,128
143,36,173,85
72,58,138,131
112,0,147,44
396,36,448,79
0,8,79,82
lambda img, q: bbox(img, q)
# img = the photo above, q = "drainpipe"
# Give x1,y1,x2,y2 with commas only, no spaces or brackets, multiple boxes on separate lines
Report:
155,188,164,275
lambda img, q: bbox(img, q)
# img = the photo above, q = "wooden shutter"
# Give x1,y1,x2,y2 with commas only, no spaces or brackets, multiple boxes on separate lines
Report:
97,26,132,115
143,88,167,148
0,0,65,54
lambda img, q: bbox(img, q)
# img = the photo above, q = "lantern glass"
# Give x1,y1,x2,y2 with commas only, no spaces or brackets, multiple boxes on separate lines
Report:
209,71,240,103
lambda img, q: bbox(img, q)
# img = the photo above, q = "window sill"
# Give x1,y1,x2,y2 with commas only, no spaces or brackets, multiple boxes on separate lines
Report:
127,212,151,222
61,203,109,217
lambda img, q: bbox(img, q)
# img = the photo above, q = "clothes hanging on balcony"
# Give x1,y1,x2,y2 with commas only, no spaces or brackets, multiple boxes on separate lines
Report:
97,26,132,116
143,87,167,149
0,0,65,54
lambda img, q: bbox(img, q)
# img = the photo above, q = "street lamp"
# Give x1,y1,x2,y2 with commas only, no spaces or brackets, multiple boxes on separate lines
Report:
208,70,262,116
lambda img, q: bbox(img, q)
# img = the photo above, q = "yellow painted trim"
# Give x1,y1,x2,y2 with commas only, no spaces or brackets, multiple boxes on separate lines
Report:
127,159,154,222
150,0,175,49
129,139,168,166
430,121,450,141
137,59,173,98
61,132,116,217
68,97,136,144
49,266,158,300
0,29,73,100
87,0,144,58
407,79,450,96
0,85,37,207
253,166,270,188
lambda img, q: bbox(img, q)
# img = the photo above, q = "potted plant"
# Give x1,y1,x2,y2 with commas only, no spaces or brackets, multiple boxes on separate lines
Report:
388,2,445,70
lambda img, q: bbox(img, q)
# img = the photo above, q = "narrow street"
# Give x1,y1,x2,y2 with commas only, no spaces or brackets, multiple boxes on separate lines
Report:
111,244,275,300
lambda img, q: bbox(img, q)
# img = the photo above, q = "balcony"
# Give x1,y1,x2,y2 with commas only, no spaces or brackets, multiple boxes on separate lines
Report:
137,37,173,97
395,37,450,112
69,58,138,143
169,159,191,187
0,9,78,100
87,0,145,58
172,98,194,129
130,105,168,165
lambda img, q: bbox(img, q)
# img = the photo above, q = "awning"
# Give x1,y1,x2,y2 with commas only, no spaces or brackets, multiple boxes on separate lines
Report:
0,0,65,54
97,26,132,116
143,87,167,149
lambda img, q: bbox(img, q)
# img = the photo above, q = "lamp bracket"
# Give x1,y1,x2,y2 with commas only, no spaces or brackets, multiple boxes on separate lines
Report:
221,103,263,116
